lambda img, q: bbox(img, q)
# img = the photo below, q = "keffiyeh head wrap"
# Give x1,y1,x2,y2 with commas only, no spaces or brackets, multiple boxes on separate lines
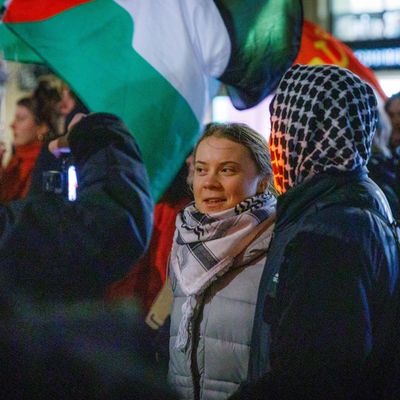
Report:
269,64,378,194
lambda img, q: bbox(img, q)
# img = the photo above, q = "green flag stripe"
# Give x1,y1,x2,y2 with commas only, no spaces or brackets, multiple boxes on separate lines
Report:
0,23,42,63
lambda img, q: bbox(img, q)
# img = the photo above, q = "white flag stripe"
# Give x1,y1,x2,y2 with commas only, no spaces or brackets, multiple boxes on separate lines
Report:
114,0,231,121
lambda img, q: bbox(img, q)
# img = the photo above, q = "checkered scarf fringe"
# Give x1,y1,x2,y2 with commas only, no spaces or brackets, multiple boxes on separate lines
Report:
171,192,276,351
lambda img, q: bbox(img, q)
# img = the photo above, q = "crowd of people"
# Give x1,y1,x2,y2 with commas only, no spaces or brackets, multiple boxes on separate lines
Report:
0,64,399,399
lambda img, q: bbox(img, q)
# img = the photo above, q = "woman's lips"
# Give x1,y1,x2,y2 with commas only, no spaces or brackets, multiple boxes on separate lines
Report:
203,198,225,206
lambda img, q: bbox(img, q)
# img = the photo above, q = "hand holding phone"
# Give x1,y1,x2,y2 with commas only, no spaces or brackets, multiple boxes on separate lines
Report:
48,113,87,157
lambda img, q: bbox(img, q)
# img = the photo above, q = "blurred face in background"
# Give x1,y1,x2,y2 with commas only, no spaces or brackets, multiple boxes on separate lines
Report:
59,88,76,117
193,135,264,214
387,97,400,149
11,105,47,146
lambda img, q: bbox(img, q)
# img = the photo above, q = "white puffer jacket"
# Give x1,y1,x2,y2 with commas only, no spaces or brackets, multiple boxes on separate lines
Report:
168,223,275,400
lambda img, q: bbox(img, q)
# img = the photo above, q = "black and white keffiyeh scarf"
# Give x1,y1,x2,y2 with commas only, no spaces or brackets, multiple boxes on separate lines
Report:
171,192,276,351
269,64,378,194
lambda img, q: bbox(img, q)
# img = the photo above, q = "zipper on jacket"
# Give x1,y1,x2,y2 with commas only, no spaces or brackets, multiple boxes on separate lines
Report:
190,298,205,400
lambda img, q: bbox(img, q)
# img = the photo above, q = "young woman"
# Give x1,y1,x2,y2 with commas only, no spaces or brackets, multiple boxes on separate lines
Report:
168,123,276,400
0,97,48,202
0,75,63,203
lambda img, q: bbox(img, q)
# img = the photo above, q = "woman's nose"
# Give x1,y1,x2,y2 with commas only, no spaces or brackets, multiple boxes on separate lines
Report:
202,172,221,189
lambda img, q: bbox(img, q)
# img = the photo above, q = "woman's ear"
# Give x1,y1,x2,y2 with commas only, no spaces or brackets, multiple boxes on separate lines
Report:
257,174,270,194
36,123,49,141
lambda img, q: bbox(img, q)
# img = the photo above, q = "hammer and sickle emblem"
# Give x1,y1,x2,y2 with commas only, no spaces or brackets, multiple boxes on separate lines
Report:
307,26,349,67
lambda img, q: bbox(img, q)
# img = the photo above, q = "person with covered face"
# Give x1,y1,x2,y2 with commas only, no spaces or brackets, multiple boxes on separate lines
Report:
168,123,276,400
231,65,400,399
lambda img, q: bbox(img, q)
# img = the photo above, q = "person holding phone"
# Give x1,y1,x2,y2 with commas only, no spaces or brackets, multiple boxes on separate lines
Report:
0,112,153,302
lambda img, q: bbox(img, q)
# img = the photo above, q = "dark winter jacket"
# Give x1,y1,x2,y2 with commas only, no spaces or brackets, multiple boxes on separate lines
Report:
233,169,400,399
0,279,177,400
0,113,153,302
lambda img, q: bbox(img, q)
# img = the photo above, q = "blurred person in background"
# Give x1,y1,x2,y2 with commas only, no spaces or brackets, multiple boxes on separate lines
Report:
25,75,65,195
29,79,90,196
0,92,57,203
0,68,62,204
386,92,400,152
368,92,400,219
385,92,400,218
59,84,90,132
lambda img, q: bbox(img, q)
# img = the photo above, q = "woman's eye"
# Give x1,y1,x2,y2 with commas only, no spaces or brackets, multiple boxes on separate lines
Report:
195,166,205,174
221,167,235,174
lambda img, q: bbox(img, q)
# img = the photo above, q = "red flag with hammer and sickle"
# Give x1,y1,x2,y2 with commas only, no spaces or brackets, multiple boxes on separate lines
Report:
295,20,387,100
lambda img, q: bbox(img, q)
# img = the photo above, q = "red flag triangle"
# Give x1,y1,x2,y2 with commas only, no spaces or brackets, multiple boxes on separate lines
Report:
3,0,93,23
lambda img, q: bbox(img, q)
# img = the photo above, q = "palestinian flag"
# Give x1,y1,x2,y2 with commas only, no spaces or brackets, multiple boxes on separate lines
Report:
295,20,387,100
2,0,302,200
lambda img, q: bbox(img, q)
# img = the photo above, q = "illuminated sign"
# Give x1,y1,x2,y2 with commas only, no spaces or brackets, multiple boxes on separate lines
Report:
330,0,400,69
330,0,400,42
354,47,400,69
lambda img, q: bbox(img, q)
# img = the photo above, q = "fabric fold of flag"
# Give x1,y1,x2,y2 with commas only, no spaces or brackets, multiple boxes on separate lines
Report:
214,0,303,110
